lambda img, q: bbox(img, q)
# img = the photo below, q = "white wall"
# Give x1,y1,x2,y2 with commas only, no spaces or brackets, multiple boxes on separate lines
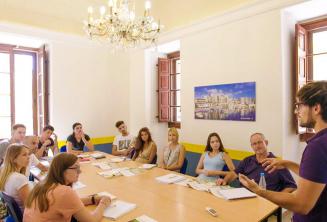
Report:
129,49,168,150
50,42,130,139
181,10,284,155
0,23,130,140
129,0,309,158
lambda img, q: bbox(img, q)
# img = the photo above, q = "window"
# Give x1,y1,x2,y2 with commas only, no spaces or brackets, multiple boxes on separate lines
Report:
0,44,49,138
295,17,327,140
157,51,181,128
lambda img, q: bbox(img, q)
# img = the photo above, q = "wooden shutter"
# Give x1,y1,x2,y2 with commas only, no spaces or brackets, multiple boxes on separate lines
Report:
158,58,170,122
37,45,49,134
295,24,311,135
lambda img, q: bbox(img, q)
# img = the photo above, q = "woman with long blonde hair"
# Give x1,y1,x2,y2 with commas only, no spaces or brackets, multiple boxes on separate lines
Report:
159,128,186,172
24,153,111,222
0,144,30,212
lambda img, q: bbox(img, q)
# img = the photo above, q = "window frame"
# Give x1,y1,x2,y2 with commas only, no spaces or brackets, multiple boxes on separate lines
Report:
295,16,327,141
0,43,49,136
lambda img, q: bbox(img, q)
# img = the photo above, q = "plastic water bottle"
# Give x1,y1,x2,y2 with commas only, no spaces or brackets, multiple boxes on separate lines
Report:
259,172,266,190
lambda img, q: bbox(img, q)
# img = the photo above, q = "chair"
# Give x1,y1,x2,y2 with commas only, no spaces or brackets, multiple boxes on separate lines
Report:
0,192,22,222
151,154,157,164
59,145,67,152
180,158,188,174
222,164,228,171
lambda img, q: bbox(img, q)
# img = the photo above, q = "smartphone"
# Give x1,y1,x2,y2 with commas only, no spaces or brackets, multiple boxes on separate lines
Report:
205,207,218,217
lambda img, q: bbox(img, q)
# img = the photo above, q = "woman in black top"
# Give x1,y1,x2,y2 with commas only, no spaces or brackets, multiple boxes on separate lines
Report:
66,123,94,155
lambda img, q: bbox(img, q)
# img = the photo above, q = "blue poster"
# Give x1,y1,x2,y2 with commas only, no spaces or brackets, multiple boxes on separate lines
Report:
194,82,256,121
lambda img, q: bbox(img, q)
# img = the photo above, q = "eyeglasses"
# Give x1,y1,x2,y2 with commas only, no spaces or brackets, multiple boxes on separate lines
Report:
294,102,305,110
68,166,81,173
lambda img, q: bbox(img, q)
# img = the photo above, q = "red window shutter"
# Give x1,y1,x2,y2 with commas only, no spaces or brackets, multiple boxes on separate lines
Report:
37,45,50,134
295,24,309,134
158,58,170,122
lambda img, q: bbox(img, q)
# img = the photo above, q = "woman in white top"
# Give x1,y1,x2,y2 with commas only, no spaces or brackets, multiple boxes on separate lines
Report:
0,144,31,212
159,128,186,172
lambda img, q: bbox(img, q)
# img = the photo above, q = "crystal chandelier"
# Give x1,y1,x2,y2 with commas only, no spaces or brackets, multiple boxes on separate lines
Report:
84,0,162,48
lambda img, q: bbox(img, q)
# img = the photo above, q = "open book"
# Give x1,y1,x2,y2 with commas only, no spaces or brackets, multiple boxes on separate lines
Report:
155,173,185,184
103,200,136,220
211,187,257,200
92,162,112,170
139,164,156,170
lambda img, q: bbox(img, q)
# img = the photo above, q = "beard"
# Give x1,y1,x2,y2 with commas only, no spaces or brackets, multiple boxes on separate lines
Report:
299,110,316,128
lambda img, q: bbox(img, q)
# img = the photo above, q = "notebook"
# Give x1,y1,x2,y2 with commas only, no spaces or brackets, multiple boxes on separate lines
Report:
109,157,126,163
103,200,136,220
216,187,257,200
155,173,185,184
90,153,106,159
139,164,156,169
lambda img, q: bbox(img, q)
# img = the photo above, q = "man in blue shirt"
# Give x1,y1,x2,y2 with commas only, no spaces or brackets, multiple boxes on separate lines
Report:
239,81,327,222
217,133,297,193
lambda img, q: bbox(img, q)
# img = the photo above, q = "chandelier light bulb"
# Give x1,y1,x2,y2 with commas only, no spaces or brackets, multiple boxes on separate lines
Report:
87,6,93,14
108,0,113,7
130,11,135,21
145,1,151,10
100,6,106,16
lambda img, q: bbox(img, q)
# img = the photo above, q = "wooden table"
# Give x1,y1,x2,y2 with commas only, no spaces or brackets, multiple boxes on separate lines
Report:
72,153,280,222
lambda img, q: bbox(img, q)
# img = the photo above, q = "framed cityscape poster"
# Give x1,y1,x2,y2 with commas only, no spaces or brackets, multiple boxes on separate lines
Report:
194,82,256,121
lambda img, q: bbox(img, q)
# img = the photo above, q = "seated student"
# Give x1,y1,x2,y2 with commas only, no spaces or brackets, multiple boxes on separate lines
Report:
158,128,186,172
196,132,235,182
0,144,31,212
24,153,111,222
112,121,135,157
23,136,48,177
0,124,26,165
37,125,58,158
66,123,94,155
132,127,157,164
217,133,297,192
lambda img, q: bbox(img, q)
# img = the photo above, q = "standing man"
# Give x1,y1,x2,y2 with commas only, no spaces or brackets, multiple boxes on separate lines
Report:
239,81,327,221
37,125,58,158
112,121,135,157
0,124,26,165
217,133,297,193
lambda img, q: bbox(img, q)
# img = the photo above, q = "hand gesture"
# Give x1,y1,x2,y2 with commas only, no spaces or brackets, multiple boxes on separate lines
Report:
216,178,226,186
261,158,285,173
238,174,260,194
99,196,111,207
44,139,52,147
52,132,58,141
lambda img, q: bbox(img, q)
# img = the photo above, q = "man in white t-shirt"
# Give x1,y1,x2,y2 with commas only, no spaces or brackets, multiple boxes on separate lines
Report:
0,124,26,165
112,121,135,157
